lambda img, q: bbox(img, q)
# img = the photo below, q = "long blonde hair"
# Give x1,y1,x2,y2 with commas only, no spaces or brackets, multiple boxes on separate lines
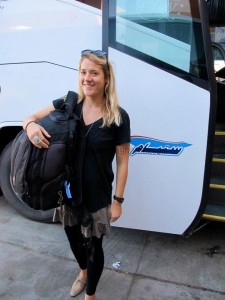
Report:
78,53,121,127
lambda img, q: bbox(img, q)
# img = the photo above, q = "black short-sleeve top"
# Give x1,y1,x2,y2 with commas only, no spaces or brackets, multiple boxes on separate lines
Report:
79,104,130,212
53,96,130,212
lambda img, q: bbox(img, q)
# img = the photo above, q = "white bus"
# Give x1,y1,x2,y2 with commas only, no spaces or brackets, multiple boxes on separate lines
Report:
1,0,225,236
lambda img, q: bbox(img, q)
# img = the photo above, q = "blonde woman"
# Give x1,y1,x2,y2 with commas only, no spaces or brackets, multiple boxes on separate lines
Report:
23,50,130,300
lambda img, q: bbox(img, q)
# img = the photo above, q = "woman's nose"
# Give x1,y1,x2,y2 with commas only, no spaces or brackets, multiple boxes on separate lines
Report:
84,73,91,81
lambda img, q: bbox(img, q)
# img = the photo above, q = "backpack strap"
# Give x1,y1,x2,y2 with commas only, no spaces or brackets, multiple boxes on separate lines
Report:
64,91,79,184
52,90,78,113
66,90,78,107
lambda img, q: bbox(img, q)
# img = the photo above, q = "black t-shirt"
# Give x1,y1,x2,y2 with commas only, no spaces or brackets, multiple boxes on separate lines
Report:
76,102,130,212
53,97,130,212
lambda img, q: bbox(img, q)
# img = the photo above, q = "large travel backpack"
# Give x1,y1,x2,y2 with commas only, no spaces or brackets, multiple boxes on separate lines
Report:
10,91,79,211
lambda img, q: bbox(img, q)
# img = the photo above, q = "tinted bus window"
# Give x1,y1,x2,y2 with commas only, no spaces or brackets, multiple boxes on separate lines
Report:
109,0,208,81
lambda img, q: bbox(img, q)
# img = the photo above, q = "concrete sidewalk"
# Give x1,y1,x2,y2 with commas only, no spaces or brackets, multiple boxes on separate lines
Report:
1,195,225,300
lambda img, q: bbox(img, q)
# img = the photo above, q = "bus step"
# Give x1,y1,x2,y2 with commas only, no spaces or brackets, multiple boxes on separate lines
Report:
203,203,225,222
213,135,225,154
210,177,225,186
209,180,225,205
211,155,225,177
213,126,225,154
215,123,225,132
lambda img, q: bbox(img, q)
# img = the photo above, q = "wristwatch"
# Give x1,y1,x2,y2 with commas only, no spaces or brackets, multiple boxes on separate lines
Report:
113,195,124,203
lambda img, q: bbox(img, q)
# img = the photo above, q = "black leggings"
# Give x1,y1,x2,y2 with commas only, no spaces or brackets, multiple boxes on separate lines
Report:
65,225,104,296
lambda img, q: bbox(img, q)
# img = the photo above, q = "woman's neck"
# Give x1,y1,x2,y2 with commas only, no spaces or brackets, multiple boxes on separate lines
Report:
84,96,104,108
82,98,104,125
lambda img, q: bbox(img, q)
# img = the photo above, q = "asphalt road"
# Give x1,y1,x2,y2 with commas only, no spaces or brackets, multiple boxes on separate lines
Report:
1,195,225,300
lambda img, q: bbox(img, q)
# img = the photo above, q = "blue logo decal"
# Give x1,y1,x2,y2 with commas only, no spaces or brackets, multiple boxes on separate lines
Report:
130,136,191,156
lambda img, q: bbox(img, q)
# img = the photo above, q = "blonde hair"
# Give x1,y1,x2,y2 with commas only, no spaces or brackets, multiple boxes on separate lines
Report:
78,53,121,127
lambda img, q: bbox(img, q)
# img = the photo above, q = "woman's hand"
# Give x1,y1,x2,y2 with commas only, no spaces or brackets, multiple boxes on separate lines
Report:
110,200,122,223
26,122,51,149
23,104,54,148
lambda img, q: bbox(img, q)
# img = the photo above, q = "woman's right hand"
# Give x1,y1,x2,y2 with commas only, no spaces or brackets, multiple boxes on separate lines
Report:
26,122,51,149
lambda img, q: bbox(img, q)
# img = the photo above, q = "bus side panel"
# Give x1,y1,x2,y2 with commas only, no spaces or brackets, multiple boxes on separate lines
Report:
111,49,210,235
0,0,102,123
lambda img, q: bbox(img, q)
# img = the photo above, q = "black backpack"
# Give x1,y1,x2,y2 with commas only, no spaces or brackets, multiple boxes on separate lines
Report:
10,91,79,211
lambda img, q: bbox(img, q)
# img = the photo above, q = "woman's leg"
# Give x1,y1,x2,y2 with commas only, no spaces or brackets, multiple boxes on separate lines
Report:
65,225,88,297
65,226,104,297
85,235,104,296
64,225,87,271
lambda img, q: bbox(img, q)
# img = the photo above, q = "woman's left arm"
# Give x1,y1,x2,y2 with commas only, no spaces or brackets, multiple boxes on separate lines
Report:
110,143,130,222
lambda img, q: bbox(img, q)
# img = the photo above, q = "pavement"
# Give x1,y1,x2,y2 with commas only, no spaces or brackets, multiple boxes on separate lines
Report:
1,195,225,300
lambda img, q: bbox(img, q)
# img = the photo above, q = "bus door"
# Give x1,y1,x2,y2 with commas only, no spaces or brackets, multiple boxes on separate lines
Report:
103,0,216,235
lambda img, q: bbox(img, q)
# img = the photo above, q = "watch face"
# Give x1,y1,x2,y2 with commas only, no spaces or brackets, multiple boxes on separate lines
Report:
114,195,124,203
118,198,124,203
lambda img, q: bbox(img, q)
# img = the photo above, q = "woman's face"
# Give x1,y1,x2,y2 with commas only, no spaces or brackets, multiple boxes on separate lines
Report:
79,58,107,100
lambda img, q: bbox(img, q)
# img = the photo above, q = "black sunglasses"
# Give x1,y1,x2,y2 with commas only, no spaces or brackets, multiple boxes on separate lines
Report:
81,49,107,58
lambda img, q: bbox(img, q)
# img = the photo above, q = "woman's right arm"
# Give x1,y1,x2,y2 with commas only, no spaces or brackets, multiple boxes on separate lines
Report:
23,104,55,149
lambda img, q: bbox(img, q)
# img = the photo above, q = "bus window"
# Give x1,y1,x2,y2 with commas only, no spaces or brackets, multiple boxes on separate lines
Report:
108,0,208,82
212,42,225,74
76,0,102,9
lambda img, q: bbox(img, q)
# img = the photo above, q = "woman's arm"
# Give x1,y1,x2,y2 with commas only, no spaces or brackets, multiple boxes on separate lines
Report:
110,142,130,222
23,104,54,148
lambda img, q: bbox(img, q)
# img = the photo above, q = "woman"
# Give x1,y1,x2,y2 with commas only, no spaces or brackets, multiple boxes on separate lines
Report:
23,49,130,300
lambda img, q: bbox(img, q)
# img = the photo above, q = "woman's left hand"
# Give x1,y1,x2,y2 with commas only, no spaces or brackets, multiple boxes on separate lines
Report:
110,200,122,223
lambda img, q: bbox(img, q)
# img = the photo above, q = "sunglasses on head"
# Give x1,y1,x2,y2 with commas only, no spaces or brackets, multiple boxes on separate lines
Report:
81,49,107,58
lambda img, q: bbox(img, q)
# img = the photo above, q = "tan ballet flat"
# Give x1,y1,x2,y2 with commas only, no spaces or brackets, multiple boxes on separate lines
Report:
70,276,86,297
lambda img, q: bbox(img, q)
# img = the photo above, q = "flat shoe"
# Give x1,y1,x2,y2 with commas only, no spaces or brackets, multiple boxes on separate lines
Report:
70,276,86,297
